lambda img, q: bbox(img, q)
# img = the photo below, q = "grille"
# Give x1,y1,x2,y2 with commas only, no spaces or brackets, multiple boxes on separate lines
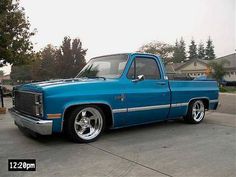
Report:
14,91,42,117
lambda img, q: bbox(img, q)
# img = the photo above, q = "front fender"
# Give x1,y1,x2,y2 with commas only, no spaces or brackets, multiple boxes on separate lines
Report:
61,100,114,130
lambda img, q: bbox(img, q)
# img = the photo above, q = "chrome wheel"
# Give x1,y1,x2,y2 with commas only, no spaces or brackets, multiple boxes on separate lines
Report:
74,107,103,140
192,100,205,122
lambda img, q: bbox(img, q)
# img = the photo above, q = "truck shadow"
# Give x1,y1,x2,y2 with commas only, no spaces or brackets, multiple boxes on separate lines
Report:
22,118,189,145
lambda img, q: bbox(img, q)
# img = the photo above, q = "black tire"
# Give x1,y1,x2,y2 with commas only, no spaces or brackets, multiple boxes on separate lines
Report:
64,105,105,143
184,100,205,124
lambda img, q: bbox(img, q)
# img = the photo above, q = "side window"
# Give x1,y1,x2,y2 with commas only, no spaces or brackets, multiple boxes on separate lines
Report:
127,57,161,80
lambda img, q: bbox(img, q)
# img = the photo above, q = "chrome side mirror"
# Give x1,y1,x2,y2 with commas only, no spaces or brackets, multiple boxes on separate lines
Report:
132,75,145,82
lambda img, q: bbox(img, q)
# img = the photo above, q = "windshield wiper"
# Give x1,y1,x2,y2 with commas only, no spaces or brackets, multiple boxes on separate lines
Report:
79,76,106,80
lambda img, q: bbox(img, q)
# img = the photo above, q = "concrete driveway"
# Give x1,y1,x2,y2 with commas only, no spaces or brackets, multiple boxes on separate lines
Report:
0,98,235,177
217,93,236,114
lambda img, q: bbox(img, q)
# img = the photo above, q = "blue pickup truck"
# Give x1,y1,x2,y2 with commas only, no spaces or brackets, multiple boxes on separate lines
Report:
10,53,219,143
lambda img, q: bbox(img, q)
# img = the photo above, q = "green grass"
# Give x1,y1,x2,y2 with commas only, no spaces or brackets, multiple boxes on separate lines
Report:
220,86,236,93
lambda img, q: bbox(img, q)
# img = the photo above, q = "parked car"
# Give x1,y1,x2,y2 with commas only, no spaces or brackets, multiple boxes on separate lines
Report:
9,53,219,143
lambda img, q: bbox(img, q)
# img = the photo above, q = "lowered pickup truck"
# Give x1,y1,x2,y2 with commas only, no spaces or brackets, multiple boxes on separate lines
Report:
10,53,219,143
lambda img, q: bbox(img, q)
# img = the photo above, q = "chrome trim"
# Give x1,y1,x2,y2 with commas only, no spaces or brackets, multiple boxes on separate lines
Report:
192,100,205,122
209,99,219,103
128,104,170,112
14,90,44,118
113,99,217,114
112,108,127,113
74,107,103,140
62,98,218,129
14,90,43,95
188,97,210,104
9,108,52,135
171,102,188,107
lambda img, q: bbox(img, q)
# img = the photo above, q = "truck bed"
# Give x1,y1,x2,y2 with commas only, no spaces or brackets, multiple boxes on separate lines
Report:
168,80,219,118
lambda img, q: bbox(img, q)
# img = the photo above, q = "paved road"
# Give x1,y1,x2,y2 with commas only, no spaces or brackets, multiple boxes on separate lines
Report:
0,98,235,177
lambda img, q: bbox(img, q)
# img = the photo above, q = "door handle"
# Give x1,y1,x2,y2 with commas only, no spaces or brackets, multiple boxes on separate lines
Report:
115,94,125,101
156,82,166,85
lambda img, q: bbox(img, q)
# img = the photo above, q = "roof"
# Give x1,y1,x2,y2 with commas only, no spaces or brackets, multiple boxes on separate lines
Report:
174,59,208,71
206,53,236,68
91,52,161,60
173,53,236,70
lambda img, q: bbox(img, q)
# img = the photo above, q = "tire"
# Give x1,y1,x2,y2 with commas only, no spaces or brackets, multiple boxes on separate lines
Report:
184,100,205,124
64,105,105,143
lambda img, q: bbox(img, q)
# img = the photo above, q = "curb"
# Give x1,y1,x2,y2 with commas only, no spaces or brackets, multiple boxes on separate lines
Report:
219,93,236,96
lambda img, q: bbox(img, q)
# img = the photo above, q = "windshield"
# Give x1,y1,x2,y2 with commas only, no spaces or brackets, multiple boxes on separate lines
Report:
76,54,128,79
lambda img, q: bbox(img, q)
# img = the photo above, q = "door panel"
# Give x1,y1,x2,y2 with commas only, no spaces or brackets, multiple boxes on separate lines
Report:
124,56,170,125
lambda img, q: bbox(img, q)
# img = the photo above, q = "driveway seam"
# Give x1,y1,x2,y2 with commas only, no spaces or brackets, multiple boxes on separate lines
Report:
204,122,236,128
87,144,173,177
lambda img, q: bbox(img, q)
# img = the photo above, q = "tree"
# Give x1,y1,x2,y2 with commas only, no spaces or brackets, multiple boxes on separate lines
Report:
10,51,44,83
10,36,87,81
56,37,87,78
30,53,42,81
172,37,186,63
188,39,197,60
0,0,36,66
172,40,180,63
208,60,230,82
205,37,216,60
179,37,187,61
197,42,205,59
0,70,4,77
138,41,174,64
10,64,32,83
37,44,57,80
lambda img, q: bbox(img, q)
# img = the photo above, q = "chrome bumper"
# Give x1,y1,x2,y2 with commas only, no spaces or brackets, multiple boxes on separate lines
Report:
9,108,53,135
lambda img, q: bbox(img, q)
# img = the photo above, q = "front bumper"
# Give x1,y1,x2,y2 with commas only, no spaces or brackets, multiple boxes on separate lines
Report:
9,108,53,135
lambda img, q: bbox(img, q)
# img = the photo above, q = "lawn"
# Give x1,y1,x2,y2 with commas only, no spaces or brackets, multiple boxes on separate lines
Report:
220,86,236,93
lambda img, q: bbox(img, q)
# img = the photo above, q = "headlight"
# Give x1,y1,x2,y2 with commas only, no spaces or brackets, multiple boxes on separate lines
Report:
35,94,43,117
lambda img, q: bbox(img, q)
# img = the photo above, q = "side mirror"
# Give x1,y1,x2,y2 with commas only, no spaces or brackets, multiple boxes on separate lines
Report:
132,75,145,82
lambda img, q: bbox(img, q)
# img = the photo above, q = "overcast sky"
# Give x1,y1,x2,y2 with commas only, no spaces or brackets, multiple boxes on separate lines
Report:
2,0,236,74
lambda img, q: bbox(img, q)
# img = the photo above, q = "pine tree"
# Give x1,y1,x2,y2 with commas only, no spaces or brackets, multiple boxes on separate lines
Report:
179,37,187,61
205,37,216,60
172,38,186,63
173,40,180,63
197,42,205,59
188,39,197,60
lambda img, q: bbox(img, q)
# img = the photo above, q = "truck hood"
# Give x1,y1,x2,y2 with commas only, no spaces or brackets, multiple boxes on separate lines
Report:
17,78,113,93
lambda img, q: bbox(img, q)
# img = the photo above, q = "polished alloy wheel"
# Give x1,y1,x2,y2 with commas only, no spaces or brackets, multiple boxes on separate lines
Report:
74,107,103,140
192,100,205,122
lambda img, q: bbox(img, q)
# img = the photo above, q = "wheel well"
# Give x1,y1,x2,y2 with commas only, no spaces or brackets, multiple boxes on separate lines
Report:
201,99,209,110
189,98,209,110
63,103,113,129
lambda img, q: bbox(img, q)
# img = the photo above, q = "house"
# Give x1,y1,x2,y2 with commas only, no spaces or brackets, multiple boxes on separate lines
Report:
166,53,236,81
213,53,236,81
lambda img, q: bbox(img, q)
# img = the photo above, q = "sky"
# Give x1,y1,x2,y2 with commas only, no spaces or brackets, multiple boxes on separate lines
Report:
2,0,236,74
